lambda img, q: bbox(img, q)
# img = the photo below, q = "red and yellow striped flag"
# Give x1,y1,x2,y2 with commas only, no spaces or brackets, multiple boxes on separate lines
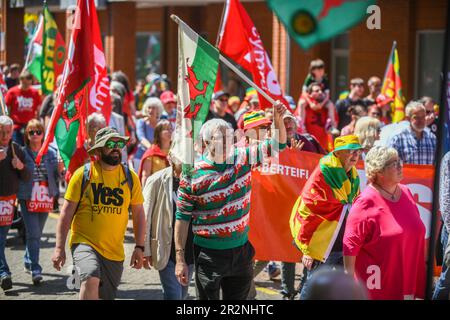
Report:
381,41,406,123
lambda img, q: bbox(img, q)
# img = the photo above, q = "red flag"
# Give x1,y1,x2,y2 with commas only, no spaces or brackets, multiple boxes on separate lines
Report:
36,0,95,164
88,7,111,123
217,0,288,110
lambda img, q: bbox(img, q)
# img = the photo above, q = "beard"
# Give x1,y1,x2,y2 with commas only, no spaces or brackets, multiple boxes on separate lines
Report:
101,150,122,166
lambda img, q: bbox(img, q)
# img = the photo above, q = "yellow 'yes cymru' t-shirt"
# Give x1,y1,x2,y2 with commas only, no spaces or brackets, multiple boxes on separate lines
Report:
65,162,144,261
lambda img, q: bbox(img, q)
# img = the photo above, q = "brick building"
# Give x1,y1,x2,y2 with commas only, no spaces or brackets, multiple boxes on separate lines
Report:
0,0,448,102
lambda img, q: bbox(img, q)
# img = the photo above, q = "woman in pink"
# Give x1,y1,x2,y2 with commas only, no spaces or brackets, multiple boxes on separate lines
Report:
343,146,426,300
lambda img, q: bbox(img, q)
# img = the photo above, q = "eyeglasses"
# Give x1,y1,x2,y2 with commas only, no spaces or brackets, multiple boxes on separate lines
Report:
29,130,42,136
219,98,228,102
386,159,403,169
105,140,126,149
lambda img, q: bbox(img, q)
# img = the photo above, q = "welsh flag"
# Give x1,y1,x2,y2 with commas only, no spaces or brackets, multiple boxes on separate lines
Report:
172,20,219,167
381,41,405,123
24,3,66,95
36,0,95,168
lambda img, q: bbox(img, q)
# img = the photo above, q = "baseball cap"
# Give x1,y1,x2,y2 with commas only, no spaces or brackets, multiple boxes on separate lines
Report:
160,90,176,104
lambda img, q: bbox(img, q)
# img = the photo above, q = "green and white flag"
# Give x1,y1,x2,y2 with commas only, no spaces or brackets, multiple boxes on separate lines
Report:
24,15,43,82
24,3,66,95
172,20,219,166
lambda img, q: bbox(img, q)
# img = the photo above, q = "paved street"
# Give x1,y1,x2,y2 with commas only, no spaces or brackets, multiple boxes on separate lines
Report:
1,212,300,300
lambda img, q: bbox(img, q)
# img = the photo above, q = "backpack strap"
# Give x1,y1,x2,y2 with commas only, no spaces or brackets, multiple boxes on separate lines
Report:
73,162,92,217
120,162,134,193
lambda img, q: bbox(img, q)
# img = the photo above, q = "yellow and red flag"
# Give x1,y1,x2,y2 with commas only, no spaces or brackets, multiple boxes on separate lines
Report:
381,41,406,123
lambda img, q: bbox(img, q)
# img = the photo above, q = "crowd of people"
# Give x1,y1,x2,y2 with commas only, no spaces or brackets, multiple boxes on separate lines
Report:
0,56,448,301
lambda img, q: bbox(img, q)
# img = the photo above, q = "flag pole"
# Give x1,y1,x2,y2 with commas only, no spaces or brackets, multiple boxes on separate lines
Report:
170,14,277,106
0,91,7,116
426,2,450,300
381,41,396,85
215,0,228,47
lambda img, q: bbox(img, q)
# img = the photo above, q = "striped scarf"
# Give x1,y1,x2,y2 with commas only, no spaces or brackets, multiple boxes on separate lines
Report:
319,152,360,204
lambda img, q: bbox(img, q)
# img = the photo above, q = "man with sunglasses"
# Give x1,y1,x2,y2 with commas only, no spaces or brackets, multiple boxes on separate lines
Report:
52,127,146,300
206,91,238,130
419,96,439,135
335,78,368,131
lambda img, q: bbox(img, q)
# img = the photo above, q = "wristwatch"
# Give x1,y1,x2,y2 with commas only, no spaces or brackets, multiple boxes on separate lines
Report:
134,245,145,252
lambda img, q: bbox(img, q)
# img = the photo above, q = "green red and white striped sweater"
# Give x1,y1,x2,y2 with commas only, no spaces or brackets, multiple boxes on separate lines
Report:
176,140,286,250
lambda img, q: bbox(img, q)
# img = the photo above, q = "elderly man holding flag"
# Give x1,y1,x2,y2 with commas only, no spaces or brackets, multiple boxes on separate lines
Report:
290,135,362,300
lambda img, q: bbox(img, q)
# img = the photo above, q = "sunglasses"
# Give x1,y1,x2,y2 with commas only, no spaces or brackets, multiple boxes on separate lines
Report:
29,130,42,136
219,98,228,102
105,140,126,149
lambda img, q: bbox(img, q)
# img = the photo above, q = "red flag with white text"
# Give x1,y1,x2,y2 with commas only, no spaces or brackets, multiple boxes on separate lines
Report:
88,7,111,123
36,0,95,165
217,0,288,110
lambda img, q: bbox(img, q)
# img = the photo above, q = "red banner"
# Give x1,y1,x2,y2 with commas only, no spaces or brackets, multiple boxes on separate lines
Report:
249,150,435,262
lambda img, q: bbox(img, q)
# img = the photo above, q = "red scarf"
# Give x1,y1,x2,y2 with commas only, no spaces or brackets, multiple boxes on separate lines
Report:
138,144,168,179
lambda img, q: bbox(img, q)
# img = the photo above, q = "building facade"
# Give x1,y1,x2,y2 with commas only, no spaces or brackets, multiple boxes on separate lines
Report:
0,0,448,103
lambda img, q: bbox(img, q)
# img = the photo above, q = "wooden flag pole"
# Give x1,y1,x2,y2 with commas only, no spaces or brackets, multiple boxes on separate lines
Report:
0,92,7,116
170,14,277,106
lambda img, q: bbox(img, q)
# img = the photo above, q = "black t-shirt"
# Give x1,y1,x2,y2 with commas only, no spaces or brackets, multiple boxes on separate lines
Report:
335,97,368,130
170,177,195,265
205,109,238,131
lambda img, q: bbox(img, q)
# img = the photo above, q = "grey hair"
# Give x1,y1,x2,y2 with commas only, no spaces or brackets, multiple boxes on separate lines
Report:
87,112,107,127
354,116,381,150
405,100,425,118
0,115,13,127
200,119,232,142
365,146,399,183
142,97,164,118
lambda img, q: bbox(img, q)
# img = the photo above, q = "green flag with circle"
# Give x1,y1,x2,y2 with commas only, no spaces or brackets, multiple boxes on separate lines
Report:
266,0,376,50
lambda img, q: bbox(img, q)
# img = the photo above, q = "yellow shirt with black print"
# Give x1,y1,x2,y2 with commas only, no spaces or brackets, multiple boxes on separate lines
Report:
65,162,144,261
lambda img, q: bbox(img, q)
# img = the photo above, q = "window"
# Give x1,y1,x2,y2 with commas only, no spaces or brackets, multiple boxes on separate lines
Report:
415,31,446,101
135,32,161,80
331,33,349,102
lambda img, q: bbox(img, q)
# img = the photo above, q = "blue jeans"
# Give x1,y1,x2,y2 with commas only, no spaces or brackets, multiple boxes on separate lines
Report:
0,225,11,278
281,262,296,296
19,200,48,275
433,226,450,300
158,259,194,300
299,251,343,300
